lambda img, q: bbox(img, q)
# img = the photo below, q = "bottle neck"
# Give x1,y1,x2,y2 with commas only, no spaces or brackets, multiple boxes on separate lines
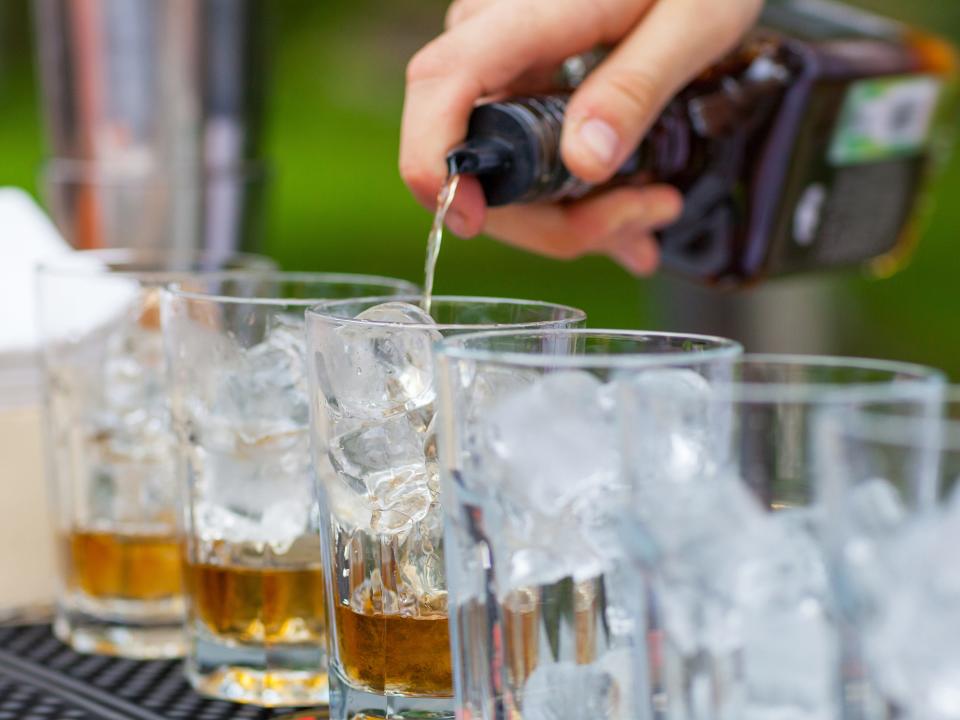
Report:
446,96,697,206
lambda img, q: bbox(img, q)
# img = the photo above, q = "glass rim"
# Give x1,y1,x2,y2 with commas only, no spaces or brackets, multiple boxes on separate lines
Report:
709,353,947,405
41,157,269,185
435,328,743,369
306,295,587,331
833,387,960,450
165,272,421,307
35,248,275,282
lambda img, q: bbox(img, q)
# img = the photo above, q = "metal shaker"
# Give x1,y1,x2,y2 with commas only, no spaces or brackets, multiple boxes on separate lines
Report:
33,0,269,255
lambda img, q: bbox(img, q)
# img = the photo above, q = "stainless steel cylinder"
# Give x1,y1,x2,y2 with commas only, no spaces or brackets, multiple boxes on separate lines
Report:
33,0,269,254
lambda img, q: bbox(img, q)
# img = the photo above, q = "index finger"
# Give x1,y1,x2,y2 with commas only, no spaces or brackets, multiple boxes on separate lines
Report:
399,0,653,212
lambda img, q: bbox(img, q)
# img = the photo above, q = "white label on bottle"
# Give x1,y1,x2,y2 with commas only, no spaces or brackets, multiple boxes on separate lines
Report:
829,75,942,166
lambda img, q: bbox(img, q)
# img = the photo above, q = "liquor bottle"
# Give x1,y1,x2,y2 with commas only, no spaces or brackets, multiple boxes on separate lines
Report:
447,0,958,286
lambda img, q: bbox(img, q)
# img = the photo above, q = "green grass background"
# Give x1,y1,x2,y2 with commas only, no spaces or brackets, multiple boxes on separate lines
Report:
2,0,959,376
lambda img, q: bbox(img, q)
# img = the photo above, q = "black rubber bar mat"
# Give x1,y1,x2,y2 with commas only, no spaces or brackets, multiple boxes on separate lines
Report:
0,624,327,720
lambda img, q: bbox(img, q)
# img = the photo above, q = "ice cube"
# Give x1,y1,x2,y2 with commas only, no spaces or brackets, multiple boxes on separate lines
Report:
641,482,826,661
368,465,433,534
475,370,623,589
521,660,623,720
314,301,441,420
734,510,836,720
624,368,720,485
740,598,837,720
330,414,426,483
96,318,171,461
847,477,907,537
483,370,618,516
195,429,313,521
838,478,908,620
196,496,311,554
865,507,960,719
327,402,437,536
423,413,440,496
738,508,828,609
632,470,766,565
466,364,539,421
214,314,309,442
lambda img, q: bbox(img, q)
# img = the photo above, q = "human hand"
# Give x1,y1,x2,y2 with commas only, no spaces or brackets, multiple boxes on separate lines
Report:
400,0,763,275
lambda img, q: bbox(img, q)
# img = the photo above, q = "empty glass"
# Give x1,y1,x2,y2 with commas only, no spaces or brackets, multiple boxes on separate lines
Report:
306,296,586,720
162,273,417,707
618,355,945,720
37,249,274,659
434,329,742,720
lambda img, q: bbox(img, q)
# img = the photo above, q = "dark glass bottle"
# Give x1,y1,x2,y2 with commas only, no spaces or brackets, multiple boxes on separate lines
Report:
447,0,957,286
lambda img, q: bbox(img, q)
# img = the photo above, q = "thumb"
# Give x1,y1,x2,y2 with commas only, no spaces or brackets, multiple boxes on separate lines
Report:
561,0,762,183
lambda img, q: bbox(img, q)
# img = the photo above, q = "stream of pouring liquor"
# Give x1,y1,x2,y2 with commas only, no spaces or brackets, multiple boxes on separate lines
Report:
422,173,461,316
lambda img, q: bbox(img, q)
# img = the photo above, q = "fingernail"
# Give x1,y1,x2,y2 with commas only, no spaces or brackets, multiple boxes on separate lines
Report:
578,118,619,167
445,209,469,238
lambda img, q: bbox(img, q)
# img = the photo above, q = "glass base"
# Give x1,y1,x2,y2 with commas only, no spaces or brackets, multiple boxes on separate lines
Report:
187,627,329,707
54,605,186,659
329,667,453,720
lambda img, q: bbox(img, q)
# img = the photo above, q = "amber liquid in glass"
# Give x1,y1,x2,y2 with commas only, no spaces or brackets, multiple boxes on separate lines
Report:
184,536,329,706
187,560,327,645
67,529,183,600
335,603,453,696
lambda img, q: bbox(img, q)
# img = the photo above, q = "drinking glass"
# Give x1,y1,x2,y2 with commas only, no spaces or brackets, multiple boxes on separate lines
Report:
305,296,587,720
618,355,945,720
37,249,274,659
434,329,742,720
162,273,418,707
820,391,960,720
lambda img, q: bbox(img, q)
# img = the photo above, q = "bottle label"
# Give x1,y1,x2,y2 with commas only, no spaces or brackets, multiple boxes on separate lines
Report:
829,75,942,166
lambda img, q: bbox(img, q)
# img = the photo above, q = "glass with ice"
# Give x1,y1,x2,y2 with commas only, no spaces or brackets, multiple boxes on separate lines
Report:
619,356,944,720
821,390,960,720
162,272,417,707
305,297,586,720
434,329,741,720
37,249,273,660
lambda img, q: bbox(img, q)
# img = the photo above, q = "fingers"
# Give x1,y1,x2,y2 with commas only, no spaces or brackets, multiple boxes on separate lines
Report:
443,175,487,238
445,0,496,29
481,184,683,274
609,230,661,276
561,0,764,182
400,0,653,211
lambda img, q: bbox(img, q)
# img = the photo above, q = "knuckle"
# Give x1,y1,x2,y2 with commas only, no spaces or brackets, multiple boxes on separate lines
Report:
444,0,470,28
602,67,664,119
405,40,455,85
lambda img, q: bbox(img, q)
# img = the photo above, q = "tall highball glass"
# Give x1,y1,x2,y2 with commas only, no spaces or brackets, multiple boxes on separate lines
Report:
619,356,945,720
434,329,742,720
820,391,960,720
37,249,274,659
162,273,417,707
306,296,587,720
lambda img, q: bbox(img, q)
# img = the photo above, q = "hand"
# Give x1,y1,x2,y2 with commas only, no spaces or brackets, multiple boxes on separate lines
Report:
400,0,763,275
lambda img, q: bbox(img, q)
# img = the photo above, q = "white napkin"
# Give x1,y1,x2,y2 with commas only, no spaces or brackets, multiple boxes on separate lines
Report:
0,188,135,406
0,188,72,356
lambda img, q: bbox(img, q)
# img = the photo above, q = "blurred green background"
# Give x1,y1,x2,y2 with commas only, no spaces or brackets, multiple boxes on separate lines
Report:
2,0,959,376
